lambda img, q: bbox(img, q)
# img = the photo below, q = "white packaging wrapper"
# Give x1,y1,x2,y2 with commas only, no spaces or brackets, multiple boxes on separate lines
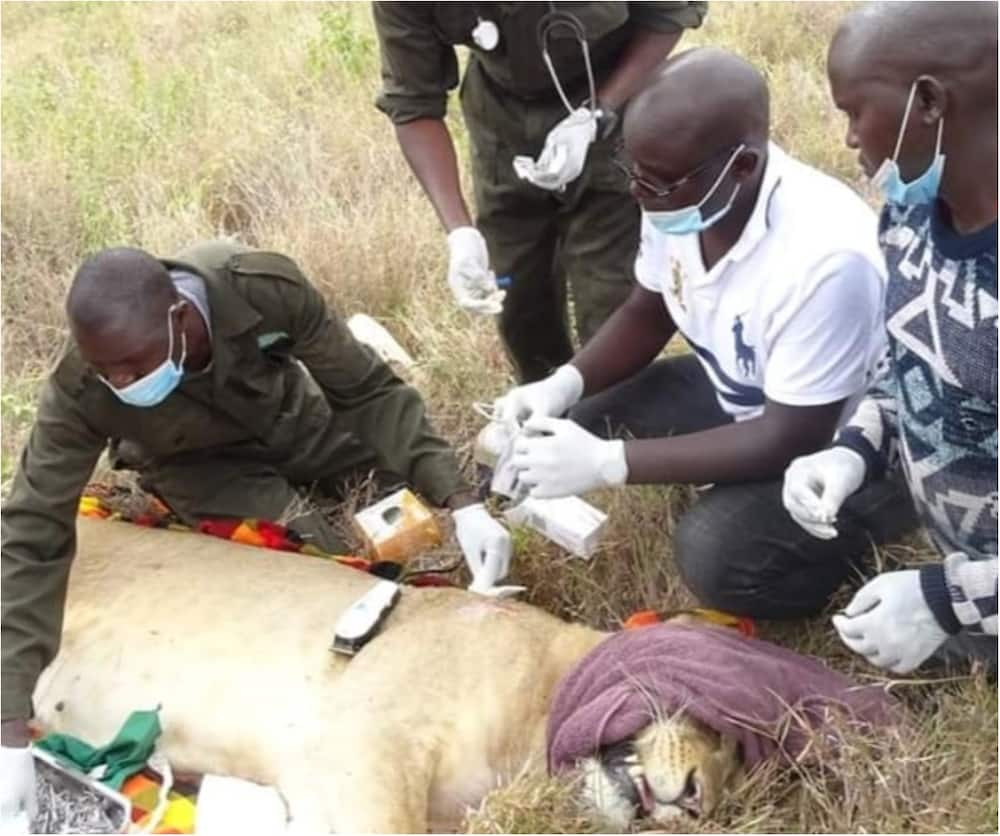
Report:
195,774,287,835
473,420,514,469
504,495,607,559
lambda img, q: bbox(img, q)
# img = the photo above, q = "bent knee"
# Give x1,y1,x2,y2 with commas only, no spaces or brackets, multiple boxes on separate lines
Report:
671,494,846,619
673,506,748,610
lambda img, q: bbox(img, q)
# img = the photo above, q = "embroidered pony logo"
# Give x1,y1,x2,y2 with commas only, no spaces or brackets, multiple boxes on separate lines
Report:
732,314,756,377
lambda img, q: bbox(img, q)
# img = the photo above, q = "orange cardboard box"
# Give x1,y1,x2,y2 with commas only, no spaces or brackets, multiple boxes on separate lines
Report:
352,488,442,564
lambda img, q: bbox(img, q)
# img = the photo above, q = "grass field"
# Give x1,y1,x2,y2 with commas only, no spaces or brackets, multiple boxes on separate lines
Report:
2,2,996,832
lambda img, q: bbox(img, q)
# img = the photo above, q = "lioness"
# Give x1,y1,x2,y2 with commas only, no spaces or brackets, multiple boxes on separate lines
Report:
33,518,740,832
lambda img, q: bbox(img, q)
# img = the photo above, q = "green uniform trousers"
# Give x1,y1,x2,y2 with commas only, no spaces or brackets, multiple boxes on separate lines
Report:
135,438,377,556
461,59,640,382
119,376,399,555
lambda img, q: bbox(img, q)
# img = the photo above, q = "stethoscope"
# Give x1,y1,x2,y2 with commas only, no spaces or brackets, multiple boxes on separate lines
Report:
471,4,597,117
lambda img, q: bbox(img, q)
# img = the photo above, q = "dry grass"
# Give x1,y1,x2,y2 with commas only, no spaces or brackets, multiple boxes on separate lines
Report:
458,677,999,835
463,769,603,835
2,2,996,833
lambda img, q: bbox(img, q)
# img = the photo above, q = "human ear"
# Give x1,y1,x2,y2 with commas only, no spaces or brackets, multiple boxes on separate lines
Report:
172,298,192,325
914,75,947,124
730,147,761,183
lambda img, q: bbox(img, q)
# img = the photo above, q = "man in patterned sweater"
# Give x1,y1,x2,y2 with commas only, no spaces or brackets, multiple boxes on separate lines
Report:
784,1,997,675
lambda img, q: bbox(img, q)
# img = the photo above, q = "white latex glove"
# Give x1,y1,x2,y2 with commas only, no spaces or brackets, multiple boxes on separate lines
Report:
512,107,597,191
511,416,627,499
452,503,512,591
832,570,949,673
0,745,36,834
494,364,584,426
446,227,506,315
782,447,867,539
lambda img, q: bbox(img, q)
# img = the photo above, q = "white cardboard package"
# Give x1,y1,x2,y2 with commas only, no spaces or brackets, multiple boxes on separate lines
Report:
504,495,607,559
195,774,287,834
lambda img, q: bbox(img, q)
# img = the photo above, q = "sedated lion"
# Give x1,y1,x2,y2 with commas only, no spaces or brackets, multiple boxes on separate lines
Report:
32,517,742,832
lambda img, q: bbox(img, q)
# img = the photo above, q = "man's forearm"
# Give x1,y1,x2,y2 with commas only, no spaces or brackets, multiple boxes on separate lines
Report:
573,287,675,396
596,29,684,112
394,119,473,231
625,401,845,485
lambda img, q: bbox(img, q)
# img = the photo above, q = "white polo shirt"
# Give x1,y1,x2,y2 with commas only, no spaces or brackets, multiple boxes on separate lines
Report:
635,142,887,424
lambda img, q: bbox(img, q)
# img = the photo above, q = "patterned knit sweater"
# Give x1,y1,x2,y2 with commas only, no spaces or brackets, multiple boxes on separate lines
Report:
836,200,998,637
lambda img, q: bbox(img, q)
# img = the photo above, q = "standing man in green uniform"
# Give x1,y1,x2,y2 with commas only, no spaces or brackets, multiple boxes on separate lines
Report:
372,2,707,382
0,241,512,793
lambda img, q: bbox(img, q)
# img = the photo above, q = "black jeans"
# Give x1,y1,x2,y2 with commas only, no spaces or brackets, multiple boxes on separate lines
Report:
569,355,920,619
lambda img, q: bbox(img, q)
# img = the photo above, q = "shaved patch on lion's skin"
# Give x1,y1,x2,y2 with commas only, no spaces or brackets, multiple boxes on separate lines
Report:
456,597,521,619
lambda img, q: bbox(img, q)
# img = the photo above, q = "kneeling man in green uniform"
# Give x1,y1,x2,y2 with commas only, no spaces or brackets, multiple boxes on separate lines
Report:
0,240,511,739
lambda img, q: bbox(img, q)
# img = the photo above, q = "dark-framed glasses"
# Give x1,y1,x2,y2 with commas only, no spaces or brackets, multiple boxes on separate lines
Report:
613,143,743,199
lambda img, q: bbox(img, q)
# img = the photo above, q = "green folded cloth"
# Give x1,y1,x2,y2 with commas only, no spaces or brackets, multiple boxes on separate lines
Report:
36,708,162,790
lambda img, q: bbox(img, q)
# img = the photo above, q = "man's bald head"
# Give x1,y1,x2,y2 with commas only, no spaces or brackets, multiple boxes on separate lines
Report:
831,2,997,98
625,47,770,170
66,247,176,341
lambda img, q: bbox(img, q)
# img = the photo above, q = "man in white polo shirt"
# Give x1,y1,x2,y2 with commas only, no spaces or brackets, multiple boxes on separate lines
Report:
495,47,917,619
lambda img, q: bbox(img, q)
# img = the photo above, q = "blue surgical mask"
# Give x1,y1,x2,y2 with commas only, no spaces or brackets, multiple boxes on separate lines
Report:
102,303,187,408
871,81,945,206
644,144,745,236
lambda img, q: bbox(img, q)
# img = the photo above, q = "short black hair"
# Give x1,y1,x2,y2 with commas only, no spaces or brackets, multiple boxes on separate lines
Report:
66,247,176,337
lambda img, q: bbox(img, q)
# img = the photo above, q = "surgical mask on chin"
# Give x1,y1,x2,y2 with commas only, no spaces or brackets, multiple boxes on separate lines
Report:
644,144,745,236
871,81,945,206
102,303,187,408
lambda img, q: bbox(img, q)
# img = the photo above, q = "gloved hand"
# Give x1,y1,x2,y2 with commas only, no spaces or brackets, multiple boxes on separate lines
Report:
494,364,584,426
452,503,512,591
512,108,597,191
0,745,36,834
512,416,627,499
446,227,506,315
782,446,867,539
832,570,949,673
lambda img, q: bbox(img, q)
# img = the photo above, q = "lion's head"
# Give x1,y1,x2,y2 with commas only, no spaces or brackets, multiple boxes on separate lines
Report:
579,712,742,829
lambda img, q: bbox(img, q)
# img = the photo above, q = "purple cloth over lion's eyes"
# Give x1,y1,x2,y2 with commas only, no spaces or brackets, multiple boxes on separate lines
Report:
546,623,897,773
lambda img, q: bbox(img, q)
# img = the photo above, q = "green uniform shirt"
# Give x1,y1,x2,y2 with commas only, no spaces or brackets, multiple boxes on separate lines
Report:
374,1,708,124
1,240,467,720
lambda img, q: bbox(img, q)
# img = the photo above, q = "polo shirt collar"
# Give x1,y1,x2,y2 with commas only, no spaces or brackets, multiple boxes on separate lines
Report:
725,141,784,266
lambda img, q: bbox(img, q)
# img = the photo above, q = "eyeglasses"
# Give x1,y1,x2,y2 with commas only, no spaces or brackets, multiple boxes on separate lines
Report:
612,143,743,199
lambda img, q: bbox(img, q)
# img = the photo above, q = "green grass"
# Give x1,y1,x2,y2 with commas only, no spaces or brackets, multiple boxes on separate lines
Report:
2,2,996,832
